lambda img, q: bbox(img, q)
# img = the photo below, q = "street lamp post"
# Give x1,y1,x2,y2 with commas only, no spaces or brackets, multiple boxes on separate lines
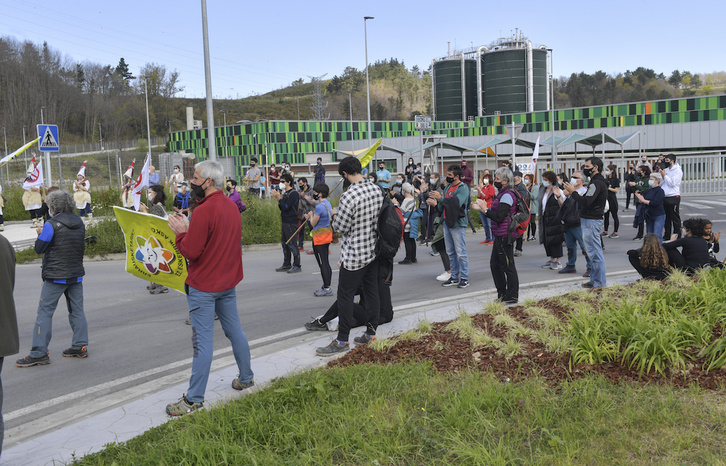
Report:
364,16,374,166
348,91,354,152
201,0,217,161
548,49,557,163
144,80,152,165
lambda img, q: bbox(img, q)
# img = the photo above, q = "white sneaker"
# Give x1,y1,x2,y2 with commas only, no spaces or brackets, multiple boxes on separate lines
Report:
436,271,451,282
551,262,564,270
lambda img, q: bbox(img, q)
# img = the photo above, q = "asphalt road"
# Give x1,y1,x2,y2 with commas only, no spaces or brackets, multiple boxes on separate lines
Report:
4,196,725,435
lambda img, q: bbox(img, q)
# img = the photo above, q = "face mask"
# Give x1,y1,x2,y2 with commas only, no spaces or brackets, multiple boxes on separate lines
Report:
379,166,385,171
494,181,503,190
173,168,179,173
570,178,579,185
284,166,290,171
604,170,611,177
648,179,655,187
664,161,672,168
317,161,321,165
524,179,530,185
313,193,319,200
279,182,286,190
177,188,182,193
542,181,550,188
483,179,489,185
226,186,232,192
583,168,594,177
148,193,155,201
396,180,403,185
446,176,454,184
190,180,207,199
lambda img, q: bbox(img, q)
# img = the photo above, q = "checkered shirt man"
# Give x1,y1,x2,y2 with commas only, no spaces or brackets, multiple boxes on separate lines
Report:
333,179,384,271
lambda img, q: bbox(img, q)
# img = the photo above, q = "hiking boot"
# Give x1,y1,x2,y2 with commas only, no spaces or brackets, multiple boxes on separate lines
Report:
558,265,577,274
550,262,563,270
457,279,470,288
276,265,292,272
316,340,350,357
63,346,88,358
442,277,460,287
166,395,203,416
314,287,333,297
287,265,302,273
436,271,451,282
305,317,328,331
353,333,376,345
232,378,255,391
16,353,50,367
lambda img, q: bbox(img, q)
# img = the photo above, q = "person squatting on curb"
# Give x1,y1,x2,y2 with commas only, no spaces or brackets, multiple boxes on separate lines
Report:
16,190,89,367
165,160,254,416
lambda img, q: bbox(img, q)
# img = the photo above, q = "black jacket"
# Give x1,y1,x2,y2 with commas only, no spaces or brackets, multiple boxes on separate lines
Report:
39,212,86,281
570,173,608,220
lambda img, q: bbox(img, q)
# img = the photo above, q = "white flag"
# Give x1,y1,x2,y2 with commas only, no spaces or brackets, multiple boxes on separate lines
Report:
23,156,44,189
528,136,541,175
132,155,150,211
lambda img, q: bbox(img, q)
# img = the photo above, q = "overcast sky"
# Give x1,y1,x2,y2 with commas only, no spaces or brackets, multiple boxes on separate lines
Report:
2,0,724,99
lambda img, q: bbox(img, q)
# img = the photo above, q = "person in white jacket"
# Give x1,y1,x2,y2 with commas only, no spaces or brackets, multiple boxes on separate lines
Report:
661,154,683,239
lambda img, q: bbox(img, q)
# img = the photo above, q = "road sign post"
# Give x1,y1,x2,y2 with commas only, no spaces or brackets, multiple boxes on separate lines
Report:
37,124,59,187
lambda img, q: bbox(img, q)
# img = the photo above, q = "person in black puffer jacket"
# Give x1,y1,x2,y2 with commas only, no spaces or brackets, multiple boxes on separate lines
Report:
16,190,88,368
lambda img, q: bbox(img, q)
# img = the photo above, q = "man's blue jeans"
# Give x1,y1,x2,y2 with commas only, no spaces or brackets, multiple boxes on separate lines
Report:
31,281,87,358
186,286,253,403
479,212,493,242
564,226,592,270
443,224,468,280
581,218,606,287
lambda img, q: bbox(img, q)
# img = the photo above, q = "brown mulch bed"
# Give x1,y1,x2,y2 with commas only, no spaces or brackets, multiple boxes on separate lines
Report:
330,300,726,390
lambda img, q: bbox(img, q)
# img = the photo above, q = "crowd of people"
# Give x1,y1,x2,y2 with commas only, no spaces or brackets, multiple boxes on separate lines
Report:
2,152,724,434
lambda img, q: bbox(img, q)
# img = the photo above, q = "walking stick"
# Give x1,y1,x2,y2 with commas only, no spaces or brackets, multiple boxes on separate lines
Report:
283,177,344,245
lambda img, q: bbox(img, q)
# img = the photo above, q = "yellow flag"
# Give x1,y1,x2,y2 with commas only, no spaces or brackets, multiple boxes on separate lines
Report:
357,138,382,168
113,207,188,292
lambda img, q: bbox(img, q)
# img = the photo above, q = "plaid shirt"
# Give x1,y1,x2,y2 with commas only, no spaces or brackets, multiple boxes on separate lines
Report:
333,179,383,271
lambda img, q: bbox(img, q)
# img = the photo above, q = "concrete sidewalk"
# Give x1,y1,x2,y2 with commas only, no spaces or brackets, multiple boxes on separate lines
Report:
0,272,638,465
0,221,40,251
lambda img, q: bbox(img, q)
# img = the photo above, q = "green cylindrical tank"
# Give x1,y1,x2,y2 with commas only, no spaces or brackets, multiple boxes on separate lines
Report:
481,46,548,115
433,58,477,121
532,49,548,111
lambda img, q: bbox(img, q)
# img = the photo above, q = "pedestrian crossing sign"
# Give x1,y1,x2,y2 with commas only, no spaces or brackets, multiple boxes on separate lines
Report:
37,124,59,151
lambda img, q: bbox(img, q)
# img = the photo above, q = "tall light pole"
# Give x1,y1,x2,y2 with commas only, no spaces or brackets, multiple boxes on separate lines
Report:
201,0,217,161
364,16,374,165
548,49,557,163
144,80,152,164
348,91,354,152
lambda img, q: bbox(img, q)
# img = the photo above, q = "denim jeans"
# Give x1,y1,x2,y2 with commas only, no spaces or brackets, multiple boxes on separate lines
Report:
30,281,88,358
186,286,253,403
581,218,606,287
646,214,666,243
479,212,493,241
563,226,592,270
443,224,468,280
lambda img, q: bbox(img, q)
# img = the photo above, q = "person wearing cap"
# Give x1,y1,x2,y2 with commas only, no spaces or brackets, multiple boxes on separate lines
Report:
511,170,530,256
73,161,92,222
173,182,191,216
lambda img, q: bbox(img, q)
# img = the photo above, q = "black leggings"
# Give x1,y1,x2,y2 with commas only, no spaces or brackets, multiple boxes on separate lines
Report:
313,242,332,288
433,238,451,272
527,214,537,239
403,235,417,261
604,200,619,232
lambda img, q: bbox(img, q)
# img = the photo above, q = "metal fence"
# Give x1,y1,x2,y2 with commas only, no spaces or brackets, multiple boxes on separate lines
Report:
535,152,726,197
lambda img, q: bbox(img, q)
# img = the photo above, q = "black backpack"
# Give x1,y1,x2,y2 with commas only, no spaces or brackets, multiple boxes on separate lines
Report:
375,196,406,260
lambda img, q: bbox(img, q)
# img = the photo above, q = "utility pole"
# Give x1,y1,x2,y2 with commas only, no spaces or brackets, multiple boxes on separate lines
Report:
308,74,329,120
201,0,217,160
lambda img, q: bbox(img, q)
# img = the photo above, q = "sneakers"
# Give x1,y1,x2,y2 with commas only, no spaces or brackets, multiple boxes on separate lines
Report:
298,246,305,252
63,346,88,358
429,250,440,256
457,279,470,288
314,287,333,297
149,285,169,294
166,395,203,416
316,340,350,357
541,261,554,269
600,231,609,237
514,250,522,257
16,353,51,367
581,282,595,289
609,232,619,238
398,259,413,265
436,271,452,282
305,249,315,255
632,236,643,241
305,317,329,331
583,269,592,278
353,333,376,345
275,265,292,272
500,298,518,305
550,262,563,270
480,240,493,245
558,265,577,274
287,266,302,273
442,277,460,287
232,378,255,391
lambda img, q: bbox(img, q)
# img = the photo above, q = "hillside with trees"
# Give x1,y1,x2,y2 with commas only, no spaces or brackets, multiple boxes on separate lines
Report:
1,36,725,150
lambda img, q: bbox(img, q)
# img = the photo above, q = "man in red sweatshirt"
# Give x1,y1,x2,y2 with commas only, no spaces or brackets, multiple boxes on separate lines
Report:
165,160,254,416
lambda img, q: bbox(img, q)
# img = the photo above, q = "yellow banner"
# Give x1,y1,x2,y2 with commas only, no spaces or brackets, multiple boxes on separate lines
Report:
113,207,188,292
0,137,41,168
357,138,382,168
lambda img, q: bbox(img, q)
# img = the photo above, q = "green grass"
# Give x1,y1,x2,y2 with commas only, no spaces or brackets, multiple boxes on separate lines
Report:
74,363,726,465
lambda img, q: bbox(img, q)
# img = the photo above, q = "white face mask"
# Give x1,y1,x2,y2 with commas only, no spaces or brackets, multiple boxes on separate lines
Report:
177,188,182,193
483,179,489,185
570,178,579,185
174,168,179,173
149,193,155,201
648,179,655,186
280,182,286,190
542,181,550,188
604,170,611,177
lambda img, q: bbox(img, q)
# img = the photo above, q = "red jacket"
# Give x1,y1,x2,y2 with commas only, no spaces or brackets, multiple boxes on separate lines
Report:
175,190,243,292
